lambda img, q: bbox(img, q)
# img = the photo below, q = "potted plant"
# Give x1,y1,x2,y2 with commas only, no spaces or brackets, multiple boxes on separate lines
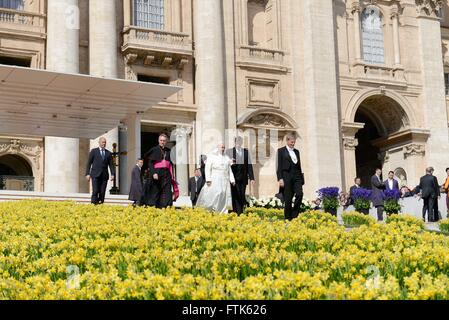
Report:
351,188,372,215
384,189,401,216
317,187,340,216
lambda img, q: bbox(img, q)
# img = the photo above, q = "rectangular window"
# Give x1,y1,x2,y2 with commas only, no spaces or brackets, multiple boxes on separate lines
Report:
134,0,164,30
0,56,31,67
137,74,169,84
0,0,24,10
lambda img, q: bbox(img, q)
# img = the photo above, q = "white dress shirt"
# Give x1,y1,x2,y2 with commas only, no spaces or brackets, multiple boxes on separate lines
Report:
388,179,394,190
287,146,298,164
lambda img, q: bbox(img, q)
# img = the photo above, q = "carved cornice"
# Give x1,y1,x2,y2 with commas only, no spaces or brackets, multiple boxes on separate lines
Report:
416,0,443,17
403,143,425,158
351,1,361,14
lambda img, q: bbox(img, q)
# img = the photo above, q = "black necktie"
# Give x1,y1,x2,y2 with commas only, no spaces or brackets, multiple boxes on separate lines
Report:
101,149,105,159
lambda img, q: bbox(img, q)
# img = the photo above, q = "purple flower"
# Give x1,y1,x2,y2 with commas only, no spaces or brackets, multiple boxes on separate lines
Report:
317,187,340,199
384,189,401,201
352,188,372,201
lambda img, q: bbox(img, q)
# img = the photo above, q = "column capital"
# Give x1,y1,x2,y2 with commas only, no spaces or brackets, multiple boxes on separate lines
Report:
343,136,359,151
351,1,361,14
172,126,192,138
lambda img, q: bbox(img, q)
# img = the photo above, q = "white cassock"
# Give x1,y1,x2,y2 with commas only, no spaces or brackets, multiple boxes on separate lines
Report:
196,151,235,213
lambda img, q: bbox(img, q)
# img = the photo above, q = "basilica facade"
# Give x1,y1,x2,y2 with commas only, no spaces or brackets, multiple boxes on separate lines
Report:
0,0,449,199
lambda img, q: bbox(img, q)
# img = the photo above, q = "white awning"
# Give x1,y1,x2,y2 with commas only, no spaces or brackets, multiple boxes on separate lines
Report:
0,64,181,139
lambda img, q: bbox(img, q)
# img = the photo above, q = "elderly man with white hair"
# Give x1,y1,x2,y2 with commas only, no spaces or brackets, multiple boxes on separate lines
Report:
196,143,235,213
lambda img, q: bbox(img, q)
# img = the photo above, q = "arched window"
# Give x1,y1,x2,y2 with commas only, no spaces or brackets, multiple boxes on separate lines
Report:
134,0,164,30
361,6,385,65
394,167,407,188
0,0,24,10
247,0,272,48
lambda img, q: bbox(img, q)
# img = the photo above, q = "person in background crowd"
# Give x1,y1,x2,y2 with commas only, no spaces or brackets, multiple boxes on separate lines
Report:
188,168,205,207
400,186,414,198
443,167,449,218
349,177,362,205
339,192,350,209
129,158,144,207
418,167,440,222
371,168,386,221
385,171,399,191
313,198,322,210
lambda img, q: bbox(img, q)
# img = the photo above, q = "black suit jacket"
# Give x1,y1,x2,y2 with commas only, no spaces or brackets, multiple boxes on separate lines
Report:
85,147,115,178
129,165,143,201
276,146,304,185
188,176,205,201
226,147,255,185
419,174,440,199
384,179,399,191
349,185,361,204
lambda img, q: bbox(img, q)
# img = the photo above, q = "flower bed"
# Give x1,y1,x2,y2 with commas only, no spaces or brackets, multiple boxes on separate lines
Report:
1,201,449,299
386,214,425,231
439,220,449,234
342,212,376,227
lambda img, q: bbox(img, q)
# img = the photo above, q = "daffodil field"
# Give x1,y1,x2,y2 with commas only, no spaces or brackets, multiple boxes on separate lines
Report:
2,201,449,300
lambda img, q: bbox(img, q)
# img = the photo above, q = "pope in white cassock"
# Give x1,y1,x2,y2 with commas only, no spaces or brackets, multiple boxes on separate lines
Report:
196,143,236,213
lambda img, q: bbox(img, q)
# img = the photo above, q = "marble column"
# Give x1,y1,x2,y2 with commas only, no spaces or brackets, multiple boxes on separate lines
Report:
172,127,191,196
194,0,226,156
290,0,344,198
89,0,119,194
45,0,80,193
417,3,449,181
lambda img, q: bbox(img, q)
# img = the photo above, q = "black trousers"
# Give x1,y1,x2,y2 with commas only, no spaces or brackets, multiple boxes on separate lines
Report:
423,197,436,222
191,193,199,207
91,172,108,204
375,205,384,221
148,169,172,209
231,181,247,215
283,172,303,220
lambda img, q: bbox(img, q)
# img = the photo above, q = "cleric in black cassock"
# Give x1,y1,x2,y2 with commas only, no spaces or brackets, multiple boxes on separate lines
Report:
143,133,177,208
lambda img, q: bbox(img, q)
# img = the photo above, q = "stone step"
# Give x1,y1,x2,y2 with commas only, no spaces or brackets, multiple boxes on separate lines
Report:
0,190,192,207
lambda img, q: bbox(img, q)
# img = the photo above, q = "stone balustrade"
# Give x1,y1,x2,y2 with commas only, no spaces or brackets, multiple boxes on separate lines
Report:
122,25,193,56
0,8,45,27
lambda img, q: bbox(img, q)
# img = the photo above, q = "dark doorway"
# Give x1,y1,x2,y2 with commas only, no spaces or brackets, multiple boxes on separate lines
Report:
355,111,382,188
0,155,34,191
141,132,160,158
0,56,31,67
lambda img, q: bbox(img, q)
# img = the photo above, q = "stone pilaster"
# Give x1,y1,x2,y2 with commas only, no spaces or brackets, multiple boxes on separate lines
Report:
341,122,364,191
194,0,226,156
291,0,344,197
417,1,449,180
45,0,80,193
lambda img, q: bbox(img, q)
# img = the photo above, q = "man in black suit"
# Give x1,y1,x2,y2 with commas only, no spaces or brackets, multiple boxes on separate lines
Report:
371,168,386,221
85,137,115,204
129,158,144,207
276,132,304,220
349,177,362,205
418,167,441,222
384,171,400,191
226,137,255,215
188,168,205,206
